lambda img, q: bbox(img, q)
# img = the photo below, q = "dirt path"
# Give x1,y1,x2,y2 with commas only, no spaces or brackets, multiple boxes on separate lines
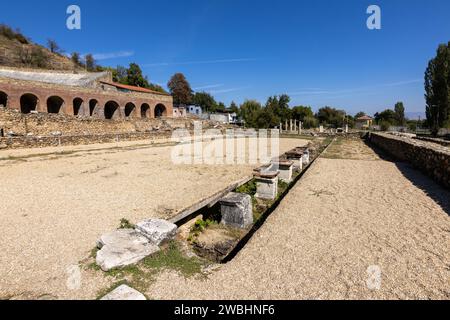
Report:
0,138,307,299
147,139,450,300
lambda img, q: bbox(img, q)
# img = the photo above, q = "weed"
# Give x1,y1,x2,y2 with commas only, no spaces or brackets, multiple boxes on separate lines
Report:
119,218,134,229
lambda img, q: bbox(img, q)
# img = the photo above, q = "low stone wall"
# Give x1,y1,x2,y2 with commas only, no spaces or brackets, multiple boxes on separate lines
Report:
0,131,174,149
368,132,450,189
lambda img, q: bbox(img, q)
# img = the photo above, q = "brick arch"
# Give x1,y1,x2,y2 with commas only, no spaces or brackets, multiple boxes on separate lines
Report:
72,97,84,116
124,102,136,118
0,90,8,108
154,103,167,118
104,100,121,120
20,93,40,114
141,103,151,118
46,96,65,114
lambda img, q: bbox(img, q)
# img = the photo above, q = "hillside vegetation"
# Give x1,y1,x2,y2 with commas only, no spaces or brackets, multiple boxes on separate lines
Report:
0,24,79,71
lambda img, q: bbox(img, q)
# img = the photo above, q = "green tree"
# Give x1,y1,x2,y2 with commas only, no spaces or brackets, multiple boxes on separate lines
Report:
85,54,96,72
265,95,291,123
229,101,240,116
167,73,193,107
374,109,397,125
71,52,82,66
394,102,406,126
126,63,150,88
291,105,313,121
425,42,450,135
354,111,367,119
192,92,216,112
255,108,279,129
240,100,262,128
316,106,346,128
302,116,319,129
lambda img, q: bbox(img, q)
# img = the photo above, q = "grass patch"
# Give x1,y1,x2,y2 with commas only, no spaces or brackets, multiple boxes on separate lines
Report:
142,241,204,277
236,180,257,196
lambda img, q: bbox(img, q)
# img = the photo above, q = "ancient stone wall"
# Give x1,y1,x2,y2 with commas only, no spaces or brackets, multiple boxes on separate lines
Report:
369,132,450,189
0,107,221,149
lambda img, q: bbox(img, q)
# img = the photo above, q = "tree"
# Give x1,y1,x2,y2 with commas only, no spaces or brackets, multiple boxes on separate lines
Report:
112,65,128,83
167,73,193,107
292,106,313,122
240,100,262,128
425,42,450,135
71,52,82,66
255,108,279,129
316,106,346,128
394,102,406,126
229,101,240,116
354,111,367,119
192,92,216,112
85,54,95,72
126,63,150,88
374,109,397,125
47,39,63,55
265,95,291,123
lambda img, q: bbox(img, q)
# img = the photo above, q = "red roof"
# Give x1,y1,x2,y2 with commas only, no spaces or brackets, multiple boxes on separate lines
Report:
100,81,170,96
356,115,373,121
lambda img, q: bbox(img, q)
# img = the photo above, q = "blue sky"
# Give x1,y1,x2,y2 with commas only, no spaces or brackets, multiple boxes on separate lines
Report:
1,0,449,116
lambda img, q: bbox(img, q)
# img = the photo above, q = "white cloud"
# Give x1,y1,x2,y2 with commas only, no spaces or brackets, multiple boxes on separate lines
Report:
91,51,135,61
193,84,224,90
144,58,256,67
210,86,250,94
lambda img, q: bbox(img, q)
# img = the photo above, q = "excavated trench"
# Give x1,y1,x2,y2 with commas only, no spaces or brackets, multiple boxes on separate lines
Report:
172,137,335,264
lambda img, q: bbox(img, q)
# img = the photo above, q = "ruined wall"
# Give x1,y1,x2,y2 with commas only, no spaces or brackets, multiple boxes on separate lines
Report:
0,77,173,119
369,132,450,189
0,107,220,149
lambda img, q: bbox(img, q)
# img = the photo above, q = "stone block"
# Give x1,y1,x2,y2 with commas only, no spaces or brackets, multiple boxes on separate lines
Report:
135,218,178,246
271,160,294,183
96,229,159,271
254,171,279,200
100,285,146,300
219,192,253,229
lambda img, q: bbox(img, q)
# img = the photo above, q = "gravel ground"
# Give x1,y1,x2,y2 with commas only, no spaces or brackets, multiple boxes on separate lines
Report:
0,138,307,299
147,139,450,300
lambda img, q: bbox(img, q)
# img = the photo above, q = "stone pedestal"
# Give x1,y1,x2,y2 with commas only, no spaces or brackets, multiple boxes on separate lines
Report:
286,155,303,172
254,171,279,200
219,192,253,229
271,160,294,183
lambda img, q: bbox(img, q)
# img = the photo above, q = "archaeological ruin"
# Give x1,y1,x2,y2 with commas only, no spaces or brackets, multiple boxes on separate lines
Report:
0,67,173,120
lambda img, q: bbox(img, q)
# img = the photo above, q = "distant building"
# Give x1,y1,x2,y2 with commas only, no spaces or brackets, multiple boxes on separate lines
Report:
209,111,239,124
186,105,202,116
173,106,186,118
355,115,374,129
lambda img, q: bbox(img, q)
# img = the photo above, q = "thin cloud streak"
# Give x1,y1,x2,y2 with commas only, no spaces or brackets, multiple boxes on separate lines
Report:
193,84,224,90
289,79,422,96
92,51,135,61
144,58,256,67
209,86,250,94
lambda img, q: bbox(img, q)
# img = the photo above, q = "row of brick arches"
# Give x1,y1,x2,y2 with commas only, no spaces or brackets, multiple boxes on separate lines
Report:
0,91,167,119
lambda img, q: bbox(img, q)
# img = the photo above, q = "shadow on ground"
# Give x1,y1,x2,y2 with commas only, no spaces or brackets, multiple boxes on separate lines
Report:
364,138,450,217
